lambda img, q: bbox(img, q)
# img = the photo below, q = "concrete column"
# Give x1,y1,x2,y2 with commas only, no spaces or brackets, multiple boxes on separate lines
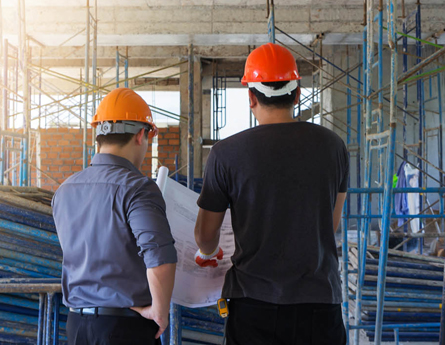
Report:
180,57,202,179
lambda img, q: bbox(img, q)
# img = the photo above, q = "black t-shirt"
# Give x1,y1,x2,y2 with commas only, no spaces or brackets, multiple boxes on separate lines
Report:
197,121,349,304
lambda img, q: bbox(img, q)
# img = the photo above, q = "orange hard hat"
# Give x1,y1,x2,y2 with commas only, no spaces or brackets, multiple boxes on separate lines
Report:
92,88,158,138
241,43,301,86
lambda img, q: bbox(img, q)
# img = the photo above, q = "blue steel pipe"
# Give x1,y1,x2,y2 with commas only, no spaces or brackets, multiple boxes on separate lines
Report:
0,257,60,277
374,0,398,343
0,232,62,259
0,219,59,245
170,303,182,345
45,292,54,345
348,187,445,193
341,213,350,344
0,202,55,230
351,322,440,330
37,293,44,345
439,263,445,344
348,213,445,219
53,293,61,345
0,248,62,271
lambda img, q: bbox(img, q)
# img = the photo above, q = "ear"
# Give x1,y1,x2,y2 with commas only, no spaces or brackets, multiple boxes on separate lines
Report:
294,86,301,106
248,89,258,109
134,128,145,146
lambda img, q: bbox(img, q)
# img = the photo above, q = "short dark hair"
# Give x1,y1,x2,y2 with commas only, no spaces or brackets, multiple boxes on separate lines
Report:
96,126,150,148
249,81,297,109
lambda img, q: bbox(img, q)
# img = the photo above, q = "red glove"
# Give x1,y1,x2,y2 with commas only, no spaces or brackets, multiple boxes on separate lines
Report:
195,247,224,268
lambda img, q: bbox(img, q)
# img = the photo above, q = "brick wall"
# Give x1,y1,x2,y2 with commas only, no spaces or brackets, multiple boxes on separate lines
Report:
156,126,180,175
39,128,93,191
38,126,179,191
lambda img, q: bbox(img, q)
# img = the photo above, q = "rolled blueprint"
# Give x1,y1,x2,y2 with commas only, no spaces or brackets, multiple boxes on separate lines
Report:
156,166,169,196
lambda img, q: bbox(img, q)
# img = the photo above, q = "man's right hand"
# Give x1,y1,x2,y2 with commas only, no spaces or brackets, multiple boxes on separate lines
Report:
131,305,168,339
195,247,224,267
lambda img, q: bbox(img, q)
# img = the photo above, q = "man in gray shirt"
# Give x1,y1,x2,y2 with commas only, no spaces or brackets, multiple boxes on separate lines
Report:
52,88,177,345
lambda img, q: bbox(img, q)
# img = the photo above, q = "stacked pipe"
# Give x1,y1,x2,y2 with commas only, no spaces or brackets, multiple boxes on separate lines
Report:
0,187,68,344
181,306,225,344
347,243,444,342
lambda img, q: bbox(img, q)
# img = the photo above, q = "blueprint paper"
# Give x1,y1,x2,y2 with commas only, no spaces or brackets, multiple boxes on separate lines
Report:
163,178,235,308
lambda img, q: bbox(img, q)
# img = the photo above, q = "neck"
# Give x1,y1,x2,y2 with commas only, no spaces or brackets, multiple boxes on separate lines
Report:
99,145,140,170
254,106,296,125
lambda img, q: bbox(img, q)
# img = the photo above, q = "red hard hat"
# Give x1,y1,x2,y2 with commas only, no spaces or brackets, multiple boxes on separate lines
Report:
92,88,158,138
241,43,301,86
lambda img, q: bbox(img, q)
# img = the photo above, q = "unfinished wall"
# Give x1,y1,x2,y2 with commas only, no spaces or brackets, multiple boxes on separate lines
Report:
38,126,179,191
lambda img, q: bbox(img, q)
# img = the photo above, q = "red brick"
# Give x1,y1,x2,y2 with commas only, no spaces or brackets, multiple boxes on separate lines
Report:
63,159,75,165
71,152,82,158
158,152,168,158
70,140,81,146
60,166,71,172
169,126,180,133
41,147,52,152
164,133,180,139
47,140,58,146
41,159,52,165
168,139,180,145
63,134,75,140
168,153,179,158
48,153,58,159
52,134,63,140
52,159,64,166
60,153,71,158
164,146,175,151
49,166,59,172
40,153,47,159
58,140,70,146
75,159,83,165
158,128,168,133
158,139,168,145
52,173,63,178
72,166,82,172
73,146,83,152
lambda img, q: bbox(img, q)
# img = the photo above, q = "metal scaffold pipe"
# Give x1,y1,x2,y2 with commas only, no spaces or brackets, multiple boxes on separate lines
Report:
187,44,194,191
83,0,90,169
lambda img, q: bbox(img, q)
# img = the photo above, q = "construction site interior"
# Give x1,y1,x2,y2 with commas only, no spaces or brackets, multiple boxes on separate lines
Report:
0,0,445,344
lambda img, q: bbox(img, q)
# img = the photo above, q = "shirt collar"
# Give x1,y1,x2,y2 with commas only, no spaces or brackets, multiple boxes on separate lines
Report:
90,153,142,175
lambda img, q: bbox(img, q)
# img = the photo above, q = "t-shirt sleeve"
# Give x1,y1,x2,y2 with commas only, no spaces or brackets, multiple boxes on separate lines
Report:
127,180,177,268
339,142,350,193
197,147,230,212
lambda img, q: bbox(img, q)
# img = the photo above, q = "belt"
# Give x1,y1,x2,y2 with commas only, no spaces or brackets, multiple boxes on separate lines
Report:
69,307,140,318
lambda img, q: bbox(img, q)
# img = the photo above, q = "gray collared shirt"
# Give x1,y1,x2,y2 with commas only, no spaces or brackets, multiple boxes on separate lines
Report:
52,153,177,308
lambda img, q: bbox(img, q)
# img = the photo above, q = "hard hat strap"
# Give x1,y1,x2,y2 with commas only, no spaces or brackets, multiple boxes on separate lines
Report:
96,121,150,136
248,80,298,98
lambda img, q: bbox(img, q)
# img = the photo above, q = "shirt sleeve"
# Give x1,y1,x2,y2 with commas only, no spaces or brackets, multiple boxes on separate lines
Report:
197,146,230,212
339,142,350,193
127,180,177,268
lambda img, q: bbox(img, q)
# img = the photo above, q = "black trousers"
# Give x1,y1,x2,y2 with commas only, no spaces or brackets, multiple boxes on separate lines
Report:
226,298,347,345
67,311,161,345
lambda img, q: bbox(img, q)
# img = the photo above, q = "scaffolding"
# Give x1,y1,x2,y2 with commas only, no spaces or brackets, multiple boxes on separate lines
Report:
0,1,186,188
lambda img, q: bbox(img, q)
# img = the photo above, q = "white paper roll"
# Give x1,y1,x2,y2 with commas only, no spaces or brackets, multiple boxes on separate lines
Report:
156,166,169,196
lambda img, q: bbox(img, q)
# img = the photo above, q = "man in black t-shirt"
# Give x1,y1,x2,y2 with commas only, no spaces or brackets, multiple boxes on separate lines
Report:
194,43,348,345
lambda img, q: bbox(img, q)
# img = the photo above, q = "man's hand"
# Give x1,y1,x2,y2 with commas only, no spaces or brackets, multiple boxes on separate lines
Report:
130,305,168,339
195,247,224,268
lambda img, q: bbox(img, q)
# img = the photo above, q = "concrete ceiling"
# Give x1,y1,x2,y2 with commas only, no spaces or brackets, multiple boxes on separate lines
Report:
2,0,445,48
1,0,444,94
